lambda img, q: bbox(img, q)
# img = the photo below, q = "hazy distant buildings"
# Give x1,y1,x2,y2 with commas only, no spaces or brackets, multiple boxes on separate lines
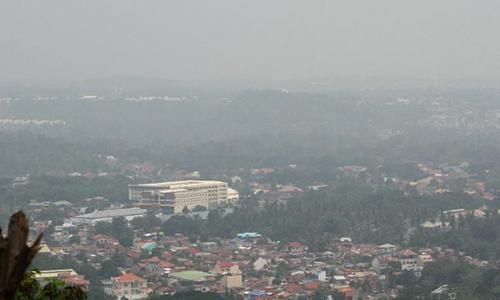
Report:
129,180,237,214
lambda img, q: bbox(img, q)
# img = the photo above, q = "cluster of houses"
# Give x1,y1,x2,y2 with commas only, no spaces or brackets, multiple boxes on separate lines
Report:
334,162,497,202
31,220,491,300
18,160,499,299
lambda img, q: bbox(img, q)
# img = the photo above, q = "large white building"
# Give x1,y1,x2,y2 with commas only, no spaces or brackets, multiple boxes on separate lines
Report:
71,207,146,226
129,180,237,214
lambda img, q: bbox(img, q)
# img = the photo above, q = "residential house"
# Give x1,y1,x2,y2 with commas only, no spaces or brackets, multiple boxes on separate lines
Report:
339,237,353,252
105,272,149,300
214,261,240,275
253,257,269,271
222,274,243,289
94,234,120,249
287,242,307,254
398,249,418,270
417,253,434,266
377,244,397,256
35,269,89,290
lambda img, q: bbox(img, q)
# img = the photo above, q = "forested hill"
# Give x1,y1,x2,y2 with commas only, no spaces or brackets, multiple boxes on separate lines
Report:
0,89,464,145
4,89,500,176
0,132,102,176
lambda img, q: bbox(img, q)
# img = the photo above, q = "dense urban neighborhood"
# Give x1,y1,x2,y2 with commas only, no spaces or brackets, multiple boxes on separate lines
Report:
3,88,500,299
3,1,500,298
4,151,500,299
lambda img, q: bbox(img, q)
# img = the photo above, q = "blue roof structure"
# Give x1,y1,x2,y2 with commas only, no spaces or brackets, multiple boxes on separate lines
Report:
249,289,265,296
141,242,157,251
236,232,262,239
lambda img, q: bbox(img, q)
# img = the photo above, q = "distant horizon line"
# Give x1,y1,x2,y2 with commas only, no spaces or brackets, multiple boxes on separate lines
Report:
1,75,500,89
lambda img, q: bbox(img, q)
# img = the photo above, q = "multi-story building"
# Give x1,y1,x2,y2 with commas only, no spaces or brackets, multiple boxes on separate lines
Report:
129,180,236,214
35,269,89,290
105,273,149,300
398,249,418,271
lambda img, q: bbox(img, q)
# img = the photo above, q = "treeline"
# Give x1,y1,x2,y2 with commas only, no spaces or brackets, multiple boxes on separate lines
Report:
8,90,500,178
5,123,500,182
397,258,500,299
411,213,500,261
1,175,131,208
162,184,482,250
0,132,103,177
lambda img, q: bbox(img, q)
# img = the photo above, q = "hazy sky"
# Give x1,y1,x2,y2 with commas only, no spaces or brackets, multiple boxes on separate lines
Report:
1,0,500,82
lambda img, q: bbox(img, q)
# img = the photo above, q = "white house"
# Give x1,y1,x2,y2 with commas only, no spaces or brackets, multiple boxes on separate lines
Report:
253,257,269,271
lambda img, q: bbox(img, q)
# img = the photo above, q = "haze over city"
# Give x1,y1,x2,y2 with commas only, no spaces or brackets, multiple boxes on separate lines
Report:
1,0,500,84
2,1,500,300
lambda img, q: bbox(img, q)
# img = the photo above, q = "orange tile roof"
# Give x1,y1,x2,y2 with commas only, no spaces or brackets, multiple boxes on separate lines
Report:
288,242,304,248
337,287,356,297
401,249,417,257
305,282,320,290
113,272,146,283
285,283,303,293
217,261,237,268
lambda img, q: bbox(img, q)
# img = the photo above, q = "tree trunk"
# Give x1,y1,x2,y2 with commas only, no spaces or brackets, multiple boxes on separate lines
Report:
0,211,42,300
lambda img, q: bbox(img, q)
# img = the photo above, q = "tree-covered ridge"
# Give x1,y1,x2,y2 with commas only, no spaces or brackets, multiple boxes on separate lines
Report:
0,132,102,177
5,89,500,177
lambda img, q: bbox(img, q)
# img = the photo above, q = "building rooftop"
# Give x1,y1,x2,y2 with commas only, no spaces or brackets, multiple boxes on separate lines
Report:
38,243,52,254
113,272,146,283
73,207,146,220
129,180,226,189
170,271,213,282
236,232,262,239
158,188,188,193
35,269,78,279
